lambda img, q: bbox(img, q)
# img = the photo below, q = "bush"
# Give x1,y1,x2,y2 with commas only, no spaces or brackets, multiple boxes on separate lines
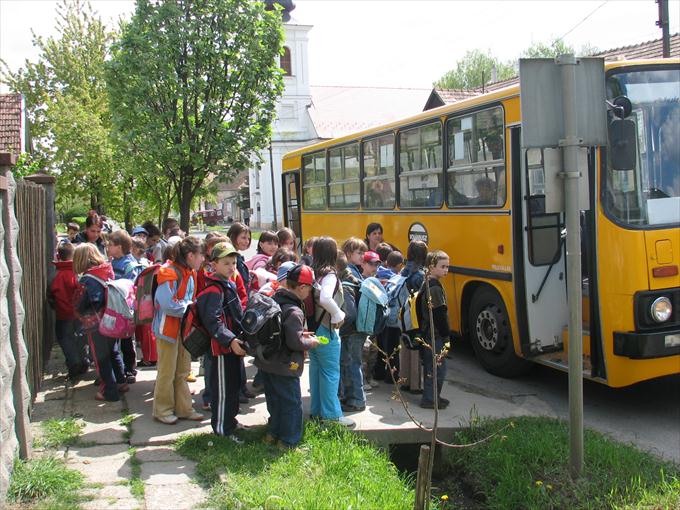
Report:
8,456,83,506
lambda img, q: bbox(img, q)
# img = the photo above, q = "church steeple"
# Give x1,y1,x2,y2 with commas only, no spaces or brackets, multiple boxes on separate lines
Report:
264,0,295,22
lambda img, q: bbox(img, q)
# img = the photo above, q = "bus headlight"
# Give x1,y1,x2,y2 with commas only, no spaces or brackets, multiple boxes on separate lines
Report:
650,297,672,323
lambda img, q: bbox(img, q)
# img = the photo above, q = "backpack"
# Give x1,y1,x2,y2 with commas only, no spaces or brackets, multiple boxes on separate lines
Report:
385,273,422,349
134,264,180,325
339,280,359,337
82,275,136,339
356,277,389,336
307,273,342,332
241,292,283,361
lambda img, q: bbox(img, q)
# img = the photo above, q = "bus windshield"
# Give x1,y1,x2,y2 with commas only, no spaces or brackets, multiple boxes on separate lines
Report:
605,67,680,227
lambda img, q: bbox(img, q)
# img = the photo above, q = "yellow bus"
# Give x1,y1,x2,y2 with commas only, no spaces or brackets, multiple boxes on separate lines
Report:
281,59,679,387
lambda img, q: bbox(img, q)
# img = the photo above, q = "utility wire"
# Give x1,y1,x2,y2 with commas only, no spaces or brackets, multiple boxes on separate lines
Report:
555,1,609,44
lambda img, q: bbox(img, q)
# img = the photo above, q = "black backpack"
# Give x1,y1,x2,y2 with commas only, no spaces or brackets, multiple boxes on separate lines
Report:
241,292,282,361
339,280,358,336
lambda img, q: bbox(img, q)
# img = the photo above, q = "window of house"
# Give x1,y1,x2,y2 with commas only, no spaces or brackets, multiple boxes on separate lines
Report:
302,152,326,209
398,122,443,208
281,46,292,76
329,144,360,209
446,106,505,207
362,134,396,209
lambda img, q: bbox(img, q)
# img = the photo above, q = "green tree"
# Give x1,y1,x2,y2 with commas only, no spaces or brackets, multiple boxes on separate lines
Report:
0,0,120,214
106,0,285,232
523,39,599,58
434,49,515,90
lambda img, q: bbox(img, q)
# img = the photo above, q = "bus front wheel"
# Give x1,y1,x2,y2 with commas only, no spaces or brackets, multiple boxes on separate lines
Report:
468,288,531,378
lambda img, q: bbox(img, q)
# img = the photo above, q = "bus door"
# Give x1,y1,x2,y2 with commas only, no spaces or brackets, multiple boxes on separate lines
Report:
282,171,302,243
521,147,568,354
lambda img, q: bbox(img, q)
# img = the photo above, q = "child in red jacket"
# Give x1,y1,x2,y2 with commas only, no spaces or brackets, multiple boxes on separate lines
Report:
50,242,88,380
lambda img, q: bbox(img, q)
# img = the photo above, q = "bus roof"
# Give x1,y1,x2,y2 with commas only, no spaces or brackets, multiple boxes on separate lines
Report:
282,58,679,167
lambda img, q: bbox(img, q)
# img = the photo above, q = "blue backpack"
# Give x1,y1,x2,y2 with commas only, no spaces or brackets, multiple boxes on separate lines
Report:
356,277,389,336
385,272,423,349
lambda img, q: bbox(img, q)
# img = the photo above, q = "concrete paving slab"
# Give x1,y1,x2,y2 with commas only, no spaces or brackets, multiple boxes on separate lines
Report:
144,483,207,510
69,452,132,484
79,419,128,446
67,444,131,464
29,398,66,421
82,483,135,500
81,497,140,510
141,459,198,485
135,445,185,463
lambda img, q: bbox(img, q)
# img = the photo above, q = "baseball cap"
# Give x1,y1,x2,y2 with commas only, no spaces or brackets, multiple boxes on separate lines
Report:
132,226,148,237
277,261,297,282
211,241,238,260
363,251,380,264
287,264,315,286
167,235,182,247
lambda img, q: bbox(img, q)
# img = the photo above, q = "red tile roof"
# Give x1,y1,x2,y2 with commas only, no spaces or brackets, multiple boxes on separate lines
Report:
0,93,22,155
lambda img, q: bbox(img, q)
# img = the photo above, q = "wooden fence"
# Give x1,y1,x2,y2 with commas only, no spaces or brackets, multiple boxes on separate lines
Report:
15,178,51,396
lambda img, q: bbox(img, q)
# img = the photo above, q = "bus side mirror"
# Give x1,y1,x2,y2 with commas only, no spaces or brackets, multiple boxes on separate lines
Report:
608,118,637,171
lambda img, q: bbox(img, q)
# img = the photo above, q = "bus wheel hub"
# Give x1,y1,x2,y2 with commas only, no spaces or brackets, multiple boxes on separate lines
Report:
476,309,498,350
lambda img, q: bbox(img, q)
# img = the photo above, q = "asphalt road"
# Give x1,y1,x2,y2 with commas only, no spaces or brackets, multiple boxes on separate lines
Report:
445,340,680,463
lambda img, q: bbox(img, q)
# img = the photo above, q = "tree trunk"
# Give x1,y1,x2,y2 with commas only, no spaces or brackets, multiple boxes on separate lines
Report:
178,171,193,233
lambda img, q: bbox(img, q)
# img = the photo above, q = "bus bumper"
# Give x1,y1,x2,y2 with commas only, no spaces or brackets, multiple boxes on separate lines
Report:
614,330,680,359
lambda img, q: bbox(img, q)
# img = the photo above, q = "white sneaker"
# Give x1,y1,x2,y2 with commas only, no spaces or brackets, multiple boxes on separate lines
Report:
337,416,356,429
227,434,244,445
182,411,204,421
363,382,373,391
155,414,178,425
368,379,380,388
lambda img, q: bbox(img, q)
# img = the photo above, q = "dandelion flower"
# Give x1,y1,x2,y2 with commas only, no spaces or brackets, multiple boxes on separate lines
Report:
441,495,449,501
535,480,543,487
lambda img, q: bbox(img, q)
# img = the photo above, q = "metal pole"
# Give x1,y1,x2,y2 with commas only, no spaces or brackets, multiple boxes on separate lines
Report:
557,54,584,478
656,0,671,58
269,143,278,228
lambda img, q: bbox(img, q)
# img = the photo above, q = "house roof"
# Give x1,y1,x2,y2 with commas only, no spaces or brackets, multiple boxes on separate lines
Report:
0,93,23,155
426,33,680,110
308,85,432,139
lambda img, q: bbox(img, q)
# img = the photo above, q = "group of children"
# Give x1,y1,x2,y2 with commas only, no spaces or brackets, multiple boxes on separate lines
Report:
51,214,452,449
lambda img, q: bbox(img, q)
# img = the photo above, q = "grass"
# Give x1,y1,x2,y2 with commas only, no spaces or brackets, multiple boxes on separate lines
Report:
34,417,84,449
175,421,415,510
442,416,680,510
120,411,136,440
127,447,145,500
7,456,86,509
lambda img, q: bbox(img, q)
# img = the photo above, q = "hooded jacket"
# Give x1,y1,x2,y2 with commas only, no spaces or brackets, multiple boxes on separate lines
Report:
196,273,244,356
50,260,78,320
111,254,143,281
152,262,195,343
76,262,115,319
254,288,316,378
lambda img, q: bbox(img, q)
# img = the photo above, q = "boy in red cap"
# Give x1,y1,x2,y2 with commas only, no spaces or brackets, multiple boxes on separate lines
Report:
255,263,320,448
361,251,380,279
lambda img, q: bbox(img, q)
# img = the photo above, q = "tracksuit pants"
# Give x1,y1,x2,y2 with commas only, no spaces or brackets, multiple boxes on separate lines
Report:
209,353,242,436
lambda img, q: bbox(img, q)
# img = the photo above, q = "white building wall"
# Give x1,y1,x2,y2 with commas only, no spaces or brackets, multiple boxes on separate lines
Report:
249,21,319,229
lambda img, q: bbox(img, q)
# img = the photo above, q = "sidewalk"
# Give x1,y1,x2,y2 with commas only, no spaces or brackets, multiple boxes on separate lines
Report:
29,346,539,509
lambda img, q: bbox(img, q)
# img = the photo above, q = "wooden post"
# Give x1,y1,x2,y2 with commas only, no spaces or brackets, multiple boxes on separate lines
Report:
414,445,431,510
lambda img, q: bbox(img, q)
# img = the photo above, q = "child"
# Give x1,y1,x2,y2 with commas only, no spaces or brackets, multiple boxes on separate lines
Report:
66,223,80,242
341,237,367,281
227,222,252,290
73,211,106,255
361,251,380,279
153,237,205,425
300,236,317,266
309,237,354,428
132,237,155,368
73,243,127,401
276,227,297,251
417,250,451,409
108,230,143,383
337,249,365,413
255,264,320,449
377,251,404,284
196,242,247,440
50,242,88,380
246,230,279,271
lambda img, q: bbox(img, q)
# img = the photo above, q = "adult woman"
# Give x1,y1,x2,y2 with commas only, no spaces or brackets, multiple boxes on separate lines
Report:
364,222,397,252
152,237,205,424
309,237,354,428
73,210,106,255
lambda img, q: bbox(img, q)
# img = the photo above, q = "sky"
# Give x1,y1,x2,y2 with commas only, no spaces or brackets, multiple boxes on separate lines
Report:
1,0,679,92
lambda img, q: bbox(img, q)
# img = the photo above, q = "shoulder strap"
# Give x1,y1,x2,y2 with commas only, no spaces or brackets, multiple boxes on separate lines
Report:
82,273,107,287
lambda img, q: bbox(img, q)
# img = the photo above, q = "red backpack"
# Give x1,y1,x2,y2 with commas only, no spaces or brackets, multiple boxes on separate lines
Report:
134,264,181,325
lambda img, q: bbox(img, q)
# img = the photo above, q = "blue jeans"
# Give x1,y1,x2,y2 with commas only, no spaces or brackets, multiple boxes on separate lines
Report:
308,324,342,420
340,332,366,407
421,336,447,405
55,319,85,373
261,371,303,446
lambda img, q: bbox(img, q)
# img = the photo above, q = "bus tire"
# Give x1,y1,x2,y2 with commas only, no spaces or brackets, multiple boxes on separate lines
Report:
468,288,531,378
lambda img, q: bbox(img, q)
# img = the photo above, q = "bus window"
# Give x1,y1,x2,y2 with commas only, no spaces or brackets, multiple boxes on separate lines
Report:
447,106,506,207
398,122,443,208
303,152,327,210
363,134,396,209
329,144,360,209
